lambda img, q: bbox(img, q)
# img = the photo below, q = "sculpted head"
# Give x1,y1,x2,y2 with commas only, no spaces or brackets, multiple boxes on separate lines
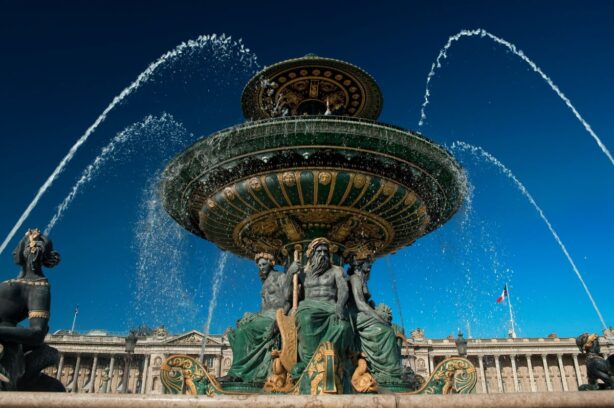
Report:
348,247,375,279
13,228,60,273
576,332,600,354
254,252,275,281
306,238,331,276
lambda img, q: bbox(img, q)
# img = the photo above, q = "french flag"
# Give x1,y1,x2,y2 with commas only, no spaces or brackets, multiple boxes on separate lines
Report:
496,284,508,303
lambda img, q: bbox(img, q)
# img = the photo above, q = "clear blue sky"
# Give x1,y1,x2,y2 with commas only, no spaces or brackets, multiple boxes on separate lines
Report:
0,0,612,339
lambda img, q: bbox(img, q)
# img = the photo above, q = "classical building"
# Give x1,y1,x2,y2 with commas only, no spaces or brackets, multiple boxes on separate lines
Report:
43,329,613,394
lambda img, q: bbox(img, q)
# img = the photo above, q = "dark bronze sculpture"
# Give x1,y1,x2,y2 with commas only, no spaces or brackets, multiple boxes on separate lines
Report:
576,333,614,390
291,238,351,379
0,229,65,391
221,252,292,384
348,252,420,391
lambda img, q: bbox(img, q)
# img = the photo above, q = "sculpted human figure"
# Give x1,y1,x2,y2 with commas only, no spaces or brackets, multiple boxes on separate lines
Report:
290,237,351,378
0,228,64,391
348,254,404,385
576,333,614,390
221,252,292,383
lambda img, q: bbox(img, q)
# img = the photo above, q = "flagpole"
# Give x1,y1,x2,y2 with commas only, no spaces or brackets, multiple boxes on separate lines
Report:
70,305,79,334
506,284,517,338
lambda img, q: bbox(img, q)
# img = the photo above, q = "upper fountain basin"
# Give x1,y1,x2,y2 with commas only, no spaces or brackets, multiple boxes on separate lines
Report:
161,115,466,263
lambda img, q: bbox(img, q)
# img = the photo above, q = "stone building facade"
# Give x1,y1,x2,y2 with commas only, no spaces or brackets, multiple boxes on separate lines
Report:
43,329,613,394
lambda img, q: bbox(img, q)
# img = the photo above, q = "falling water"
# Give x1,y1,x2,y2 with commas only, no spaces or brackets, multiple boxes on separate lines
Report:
450,141,608,330
418,28,614,167
132,174,196,329
384,256,405,330
44,114,186,235
0,33,258,255
200,251,230,361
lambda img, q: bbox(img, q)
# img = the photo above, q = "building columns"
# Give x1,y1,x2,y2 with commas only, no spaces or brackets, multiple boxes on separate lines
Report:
88,356,98,393
477,355,488,393
108,356,116,393
140,356,149,394
494,355,503,393
557,354,569,391
542,354,553,392
70,355,81,393
510,354,519,392
526,354,536,392
572,354,583,388
56,354,64,380
428,355,434,374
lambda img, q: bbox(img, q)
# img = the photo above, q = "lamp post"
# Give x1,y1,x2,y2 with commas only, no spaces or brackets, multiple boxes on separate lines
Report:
455,331,468,358
122,331,137,393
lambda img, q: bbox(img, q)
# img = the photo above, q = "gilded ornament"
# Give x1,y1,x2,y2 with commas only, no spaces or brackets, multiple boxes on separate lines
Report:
223,187,236,201
282,172,296,187
28,310,50,319
382,181,397,196
404,192,417,206
248,177,262,191
318,171,332,186
206,199,216,209
353,174,367,189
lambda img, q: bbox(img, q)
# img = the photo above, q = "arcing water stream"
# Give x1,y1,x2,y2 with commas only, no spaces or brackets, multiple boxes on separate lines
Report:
450,141,608,330
0,33,258,256
418,28,614,167
44,114,186,235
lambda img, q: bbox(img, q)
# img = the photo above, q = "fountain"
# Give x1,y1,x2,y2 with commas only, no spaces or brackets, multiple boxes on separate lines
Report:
158,55,476,395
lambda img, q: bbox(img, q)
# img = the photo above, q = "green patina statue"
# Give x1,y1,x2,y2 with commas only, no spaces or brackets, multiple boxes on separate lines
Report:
290,238,352,380
347,254,405,387
221,252,293,384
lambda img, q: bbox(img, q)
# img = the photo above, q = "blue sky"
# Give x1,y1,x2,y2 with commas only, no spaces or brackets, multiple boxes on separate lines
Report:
0,0,612,339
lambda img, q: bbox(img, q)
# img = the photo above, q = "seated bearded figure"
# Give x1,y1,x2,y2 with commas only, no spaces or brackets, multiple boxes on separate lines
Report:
348,254,404,386
290,238,352,379
0,229,64,391
221,253,292,384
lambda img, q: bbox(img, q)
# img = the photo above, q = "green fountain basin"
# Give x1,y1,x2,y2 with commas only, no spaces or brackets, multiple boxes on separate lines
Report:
161,115,465,262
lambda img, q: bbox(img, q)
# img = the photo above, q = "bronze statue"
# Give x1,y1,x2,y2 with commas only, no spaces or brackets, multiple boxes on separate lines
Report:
576,333,614,390
220,252,293,383
290,237,351,379
347,253,405,387
0,229,64,391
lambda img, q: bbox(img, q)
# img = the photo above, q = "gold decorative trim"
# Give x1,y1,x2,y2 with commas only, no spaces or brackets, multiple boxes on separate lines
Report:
232,204,394,253
294,171,305,205
318,171,332,186
325,171,337,205
29,310,50,319
232,188,259,213
358,181,385,210
183,143,450,211
282,172,296,187
245,180,269,209
313,170,319,205
261,176,282,208
349,176,371,208
277,174,294,206
5,278,49,287
248,177,262,191
370,185,399,212
337,173,355,206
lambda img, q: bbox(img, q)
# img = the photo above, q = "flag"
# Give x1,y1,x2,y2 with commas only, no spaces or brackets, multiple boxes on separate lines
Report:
496,284,508,303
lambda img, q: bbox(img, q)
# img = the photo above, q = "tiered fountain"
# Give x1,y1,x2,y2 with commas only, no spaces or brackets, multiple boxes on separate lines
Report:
159,55,474,396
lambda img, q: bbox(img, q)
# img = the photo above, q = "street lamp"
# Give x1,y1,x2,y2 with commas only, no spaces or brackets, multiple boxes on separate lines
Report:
455,331,468,358
122,331,138,393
